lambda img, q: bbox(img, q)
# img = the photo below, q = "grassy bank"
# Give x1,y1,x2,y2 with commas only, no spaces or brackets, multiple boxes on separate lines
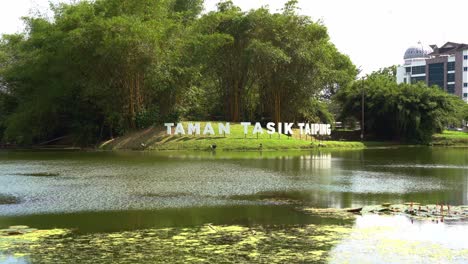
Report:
432,130,468,146
100,122,365,151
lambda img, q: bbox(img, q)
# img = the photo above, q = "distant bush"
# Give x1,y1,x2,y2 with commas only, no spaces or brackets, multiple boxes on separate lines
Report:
336,75,465,143
135,106,160,129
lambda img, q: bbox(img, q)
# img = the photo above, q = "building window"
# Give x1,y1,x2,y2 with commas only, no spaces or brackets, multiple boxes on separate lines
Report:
464,67,468,71
464,55,468,60
411,76,426,84
447,73,455,82
464,83,468,88
447,84,455,94
447,62,455,71
464,93,468,98
411,65,425,75
405,67,411,73
428,63,444,88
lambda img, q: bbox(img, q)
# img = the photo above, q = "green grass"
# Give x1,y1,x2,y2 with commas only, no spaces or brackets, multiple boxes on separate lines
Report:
102,122,365,151
434,130,468,139
151,122,364,151
432,130,468,146
101,124,468,151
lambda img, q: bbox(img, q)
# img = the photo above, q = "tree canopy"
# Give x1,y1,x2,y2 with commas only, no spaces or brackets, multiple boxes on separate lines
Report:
5,0,464,146
0,0,356,145
335,69,466,143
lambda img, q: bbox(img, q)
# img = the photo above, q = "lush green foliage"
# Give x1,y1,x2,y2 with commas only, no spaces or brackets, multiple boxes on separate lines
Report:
0,0,204,145
5,0,463,146
0,0,355,146
336,70,466,143
195,1,356,122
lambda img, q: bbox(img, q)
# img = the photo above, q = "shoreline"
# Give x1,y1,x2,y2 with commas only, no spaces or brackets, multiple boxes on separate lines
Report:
1,127,466,152
1,141,468,152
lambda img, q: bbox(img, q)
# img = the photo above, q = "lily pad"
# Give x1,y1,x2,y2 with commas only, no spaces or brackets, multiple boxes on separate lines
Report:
0,224,352,263
302,203,468,222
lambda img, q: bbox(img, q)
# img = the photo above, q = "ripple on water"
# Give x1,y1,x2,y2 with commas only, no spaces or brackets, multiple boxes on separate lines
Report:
0,150,466,214
339,170,447,194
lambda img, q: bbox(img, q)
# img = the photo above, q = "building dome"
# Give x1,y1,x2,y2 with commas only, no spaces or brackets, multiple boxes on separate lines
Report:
403,43,432,60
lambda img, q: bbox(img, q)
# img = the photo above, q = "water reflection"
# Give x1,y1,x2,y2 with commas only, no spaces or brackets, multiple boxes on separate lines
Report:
0,147,467,215
0,205,352,233
0,148,467,262
329,214,468,263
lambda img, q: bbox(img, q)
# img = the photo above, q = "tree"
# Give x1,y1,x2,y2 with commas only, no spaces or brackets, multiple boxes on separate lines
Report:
371,65,397,82
195,1,253,122
0,0,202,145
247,4,355,123
197,1,356,123
336,73,464,143
0,0,357,145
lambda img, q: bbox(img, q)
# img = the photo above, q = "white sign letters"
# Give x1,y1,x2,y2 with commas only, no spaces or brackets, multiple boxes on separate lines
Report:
164,122,331,136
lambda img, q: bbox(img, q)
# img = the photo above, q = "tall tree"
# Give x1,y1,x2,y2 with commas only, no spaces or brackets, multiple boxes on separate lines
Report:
197,1,355,123
196,1,253,122
0,0,202,144
247,2,355,122
0,0,357,145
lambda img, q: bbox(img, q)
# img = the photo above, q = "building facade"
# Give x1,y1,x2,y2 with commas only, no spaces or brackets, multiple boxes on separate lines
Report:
396,42,468,103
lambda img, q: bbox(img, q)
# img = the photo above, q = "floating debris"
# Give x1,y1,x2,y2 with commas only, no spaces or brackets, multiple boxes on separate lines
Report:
0,226,69,260
0,224,351,263
0,226,38,236
301,208,358,220
302,203,468,222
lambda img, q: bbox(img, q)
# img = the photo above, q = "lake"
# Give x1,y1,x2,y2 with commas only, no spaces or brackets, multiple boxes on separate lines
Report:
0,147,467,263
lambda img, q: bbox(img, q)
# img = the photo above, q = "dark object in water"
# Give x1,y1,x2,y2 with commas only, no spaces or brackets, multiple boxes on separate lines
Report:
0,194,20,205
15,172,60,177
378,208,391,213
210,144,217,150
346,207,363,213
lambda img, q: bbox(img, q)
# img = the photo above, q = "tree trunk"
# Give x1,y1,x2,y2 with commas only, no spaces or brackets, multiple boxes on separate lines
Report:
233,83,240,122
128,74,135,129
274,91,281,123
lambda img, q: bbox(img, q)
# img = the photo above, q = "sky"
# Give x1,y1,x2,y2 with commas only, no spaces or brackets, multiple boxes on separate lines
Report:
1,0,468,75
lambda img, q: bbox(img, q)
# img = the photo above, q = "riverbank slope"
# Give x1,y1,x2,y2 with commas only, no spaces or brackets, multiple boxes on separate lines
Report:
100,122,365,151
432,130,468,146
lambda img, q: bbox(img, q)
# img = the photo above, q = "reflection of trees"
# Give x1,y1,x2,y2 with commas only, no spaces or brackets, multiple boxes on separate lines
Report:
0,205,351,233
238,151,333,173
463,179,468,205
230,149,467,209
300,153,332,170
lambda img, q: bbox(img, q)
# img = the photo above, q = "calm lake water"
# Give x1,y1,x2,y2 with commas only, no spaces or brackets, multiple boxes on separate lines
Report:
0,147,467,263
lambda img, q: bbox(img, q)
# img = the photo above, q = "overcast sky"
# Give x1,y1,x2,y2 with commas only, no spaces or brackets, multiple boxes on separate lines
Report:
1,0,467,74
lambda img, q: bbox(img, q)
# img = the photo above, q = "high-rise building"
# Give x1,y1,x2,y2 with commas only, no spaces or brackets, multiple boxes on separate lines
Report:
396,42,468,103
